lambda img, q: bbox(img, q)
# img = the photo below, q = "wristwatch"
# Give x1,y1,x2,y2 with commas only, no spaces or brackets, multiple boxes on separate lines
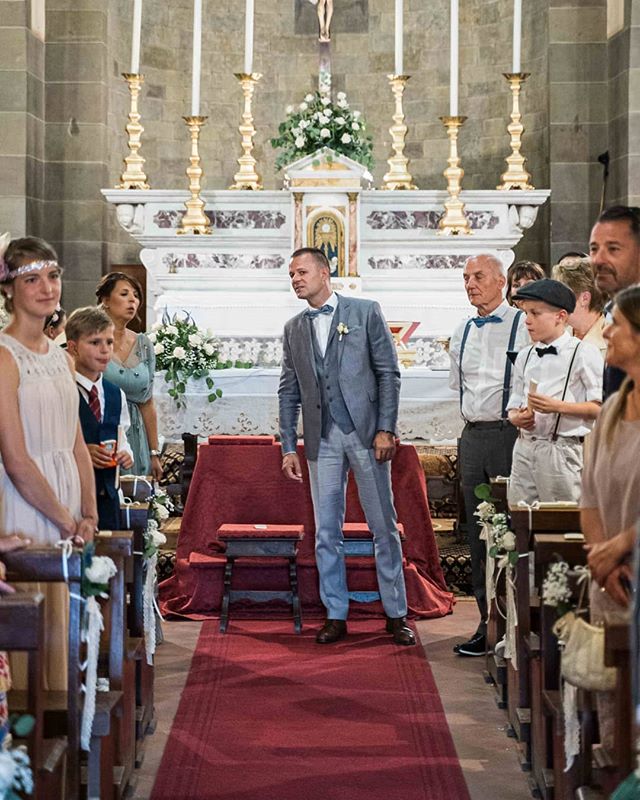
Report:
150,449,161,457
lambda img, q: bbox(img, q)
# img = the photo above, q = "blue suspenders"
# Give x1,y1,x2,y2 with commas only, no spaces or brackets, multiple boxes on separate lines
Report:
459,310,523,420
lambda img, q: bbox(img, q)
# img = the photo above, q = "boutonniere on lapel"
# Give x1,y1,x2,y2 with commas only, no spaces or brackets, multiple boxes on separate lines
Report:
337,322,349,342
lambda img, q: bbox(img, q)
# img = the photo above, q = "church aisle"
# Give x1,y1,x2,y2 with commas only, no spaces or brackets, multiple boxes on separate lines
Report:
135,602,530,800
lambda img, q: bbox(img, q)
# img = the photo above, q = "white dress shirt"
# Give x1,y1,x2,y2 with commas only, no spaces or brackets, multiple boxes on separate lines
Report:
310,292,338,357
507,331,604,439
448,301,530,422
76,372,133,458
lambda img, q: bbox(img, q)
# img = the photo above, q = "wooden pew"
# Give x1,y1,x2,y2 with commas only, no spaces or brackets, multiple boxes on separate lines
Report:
532,533,589,800
0,592,66,800
118,501,156,762
95,531,145,799
3,548,84,800
508,507,582,773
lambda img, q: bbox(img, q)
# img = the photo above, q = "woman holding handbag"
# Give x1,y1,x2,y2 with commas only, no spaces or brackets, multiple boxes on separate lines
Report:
580,284,640,747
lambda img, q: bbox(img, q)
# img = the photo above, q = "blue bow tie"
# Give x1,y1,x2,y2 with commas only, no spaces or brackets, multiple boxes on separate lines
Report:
305,304,333,320
472,314,502,328
536,345,558,358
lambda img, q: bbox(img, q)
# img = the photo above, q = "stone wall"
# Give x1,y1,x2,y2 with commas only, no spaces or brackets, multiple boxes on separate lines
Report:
4,0,640,309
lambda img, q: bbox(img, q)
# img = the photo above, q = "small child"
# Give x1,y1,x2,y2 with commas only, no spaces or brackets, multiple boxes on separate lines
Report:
506,279,604,505
66,307,134,530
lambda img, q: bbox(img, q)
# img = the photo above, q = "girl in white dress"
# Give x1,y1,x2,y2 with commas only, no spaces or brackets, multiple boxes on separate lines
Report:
0,234,97,689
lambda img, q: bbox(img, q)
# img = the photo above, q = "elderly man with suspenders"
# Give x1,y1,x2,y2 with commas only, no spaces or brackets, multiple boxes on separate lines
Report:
448,254,529,656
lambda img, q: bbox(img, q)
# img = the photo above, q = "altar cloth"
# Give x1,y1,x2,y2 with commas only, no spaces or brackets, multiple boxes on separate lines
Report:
159,439,455,620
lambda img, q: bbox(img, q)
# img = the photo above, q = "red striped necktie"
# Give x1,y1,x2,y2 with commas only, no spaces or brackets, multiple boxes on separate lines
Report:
88,385,101,422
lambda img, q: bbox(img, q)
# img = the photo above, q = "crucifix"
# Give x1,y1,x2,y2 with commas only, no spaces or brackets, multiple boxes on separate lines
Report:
308,0,334,93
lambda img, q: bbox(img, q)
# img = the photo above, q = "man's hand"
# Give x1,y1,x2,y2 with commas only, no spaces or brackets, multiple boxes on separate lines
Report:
508,407,535,430
282,452,303,482
528,392,563,415
373,431,396,463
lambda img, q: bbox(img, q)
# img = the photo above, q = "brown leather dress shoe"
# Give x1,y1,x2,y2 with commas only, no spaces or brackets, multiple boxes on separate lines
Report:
316,619,348,644
385,616,416,646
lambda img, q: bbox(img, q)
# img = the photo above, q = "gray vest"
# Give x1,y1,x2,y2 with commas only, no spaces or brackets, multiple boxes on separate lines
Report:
310,321,355,439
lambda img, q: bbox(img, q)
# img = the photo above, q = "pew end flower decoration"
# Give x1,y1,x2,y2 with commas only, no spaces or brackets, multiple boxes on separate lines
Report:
474,483,518,567
143,490,172,559
271,90,374,172
81,543,118,599
0,714,34,800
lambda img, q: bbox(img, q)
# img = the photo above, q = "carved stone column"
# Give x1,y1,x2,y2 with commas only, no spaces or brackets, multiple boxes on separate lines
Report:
293,192,304,250
348,192,358,276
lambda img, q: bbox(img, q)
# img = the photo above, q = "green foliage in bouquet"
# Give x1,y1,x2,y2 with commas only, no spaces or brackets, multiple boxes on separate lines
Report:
270,90,373,172
149,312,251,409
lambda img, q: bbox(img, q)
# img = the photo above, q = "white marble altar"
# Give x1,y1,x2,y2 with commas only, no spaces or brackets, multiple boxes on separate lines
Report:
103,148,549,442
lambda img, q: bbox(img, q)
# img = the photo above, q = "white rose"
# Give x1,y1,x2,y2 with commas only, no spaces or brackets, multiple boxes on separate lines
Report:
188,333,202,346
147,518,159,533
286,104,294,114
305,93,314,102
317,114,328,125
299,101,308,111
352,122,360,131
173,346,186,359
353,110,361,119
337,99,348,108
295,135,306,148
299,119,309,129
165,324,178,335
502,531,517,551
154,343,164,355
335,116,346,125
154,504,170,521
147,331,156,343
321,96,331,106
320,128,331,138
324,107,333,117
150,528,167,547
203,342,215,356
85,556,117,585
341,133,352,144
151,321,162,332
337,91,346,100
0,751,16,792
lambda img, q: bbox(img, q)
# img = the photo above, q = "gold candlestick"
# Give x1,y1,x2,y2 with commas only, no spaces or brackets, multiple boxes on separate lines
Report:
438,115,471,235
230,72,263,191
177,115,211,235
117,73,150,190
498,73,534,190
381,75,416,190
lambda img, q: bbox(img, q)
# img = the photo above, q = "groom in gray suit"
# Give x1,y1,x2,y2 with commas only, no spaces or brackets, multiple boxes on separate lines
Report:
279,248,414,646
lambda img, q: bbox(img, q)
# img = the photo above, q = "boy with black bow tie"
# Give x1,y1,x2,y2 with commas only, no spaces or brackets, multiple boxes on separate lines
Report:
507,279,603,505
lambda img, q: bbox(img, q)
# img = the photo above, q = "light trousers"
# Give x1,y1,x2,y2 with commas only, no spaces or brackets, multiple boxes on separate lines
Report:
507,437,583,506
306,424,408,621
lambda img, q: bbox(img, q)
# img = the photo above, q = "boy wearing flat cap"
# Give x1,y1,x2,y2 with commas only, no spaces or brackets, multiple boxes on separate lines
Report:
506,279,604,505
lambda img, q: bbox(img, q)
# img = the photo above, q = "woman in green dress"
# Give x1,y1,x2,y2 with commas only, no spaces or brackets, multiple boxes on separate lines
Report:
96,272,163,480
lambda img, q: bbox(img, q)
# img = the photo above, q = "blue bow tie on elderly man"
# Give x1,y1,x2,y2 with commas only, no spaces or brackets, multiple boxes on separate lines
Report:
471,314,502,328
305,304,333,319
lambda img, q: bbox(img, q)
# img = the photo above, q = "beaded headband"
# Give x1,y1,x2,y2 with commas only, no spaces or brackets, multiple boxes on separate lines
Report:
0,230,60,283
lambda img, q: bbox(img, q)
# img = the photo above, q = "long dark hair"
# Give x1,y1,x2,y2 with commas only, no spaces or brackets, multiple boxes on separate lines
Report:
95,271,143,304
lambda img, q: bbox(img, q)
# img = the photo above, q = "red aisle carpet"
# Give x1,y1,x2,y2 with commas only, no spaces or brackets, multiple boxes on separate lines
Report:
151,621,470,800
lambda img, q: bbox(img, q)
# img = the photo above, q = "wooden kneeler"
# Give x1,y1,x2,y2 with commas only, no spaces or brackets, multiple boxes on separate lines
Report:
0,592,66,800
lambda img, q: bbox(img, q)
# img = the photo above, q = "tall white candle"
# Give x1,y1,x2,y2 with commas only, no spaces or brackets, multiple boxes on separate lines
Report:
450,0,459,116
244,0,254,75
191,0,202,116
512,0,522,72
394,0,403,76
130,0,142,74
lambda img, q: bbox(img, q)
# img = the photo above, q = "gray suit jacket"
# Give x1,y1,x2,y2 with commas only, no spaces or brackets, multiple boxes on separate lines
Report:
278,295,401,461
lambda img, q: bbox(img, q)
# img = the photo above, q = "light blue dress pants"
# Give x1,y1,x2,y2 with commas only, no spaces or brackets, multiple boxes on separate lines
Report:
306,424,408,621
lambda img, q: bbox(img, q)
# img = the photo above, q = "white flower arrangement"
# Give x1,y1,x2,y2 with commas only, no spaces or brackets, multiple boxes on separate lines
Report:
151,312,227,409
473,493,518,566
271,89,373,172
0,742,33,799
542,560,573,616
84,556,117,592
143,489,173,558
